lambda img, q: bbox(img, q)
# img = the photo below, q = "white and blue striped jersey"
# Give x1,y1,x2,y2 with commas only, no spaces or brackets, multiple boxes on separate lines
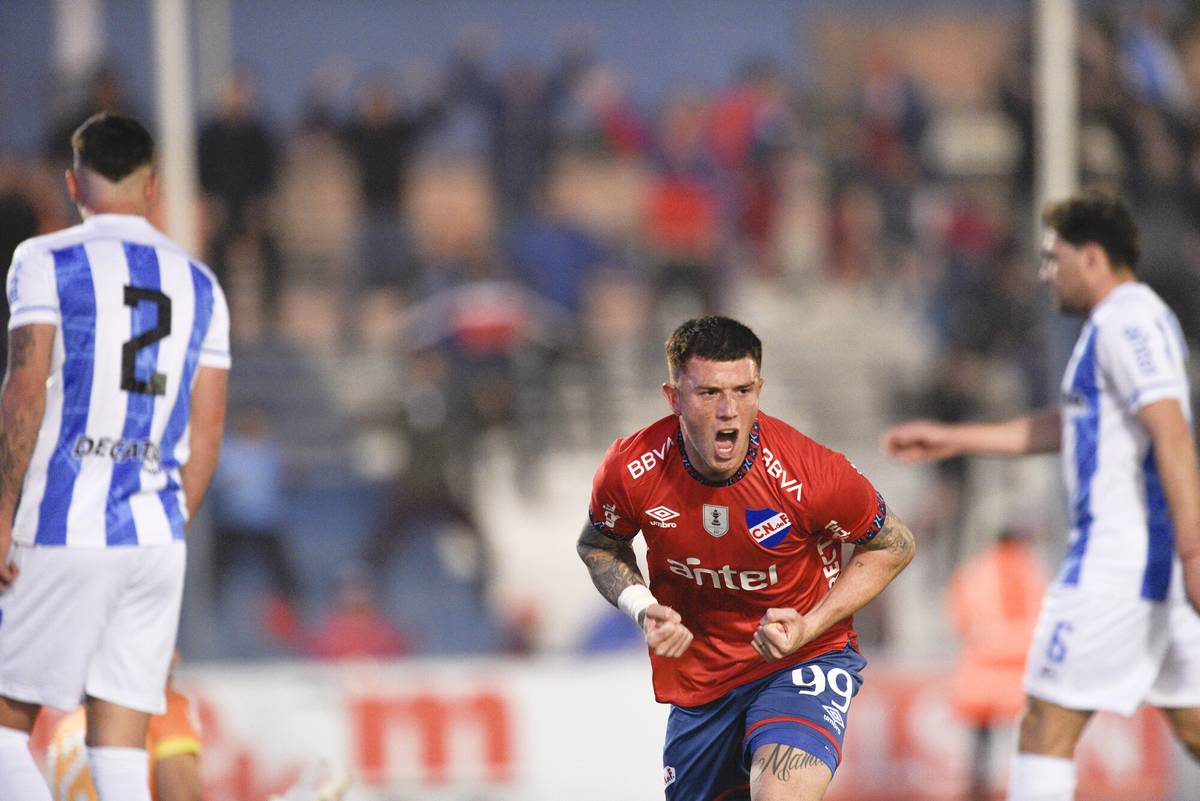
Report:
1058,282,1191,601
6,214,231,548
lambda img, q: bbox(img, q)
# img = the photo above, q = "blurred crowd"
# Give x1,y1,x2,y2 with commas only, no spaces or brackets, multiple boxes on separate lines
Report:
3,6,1200,660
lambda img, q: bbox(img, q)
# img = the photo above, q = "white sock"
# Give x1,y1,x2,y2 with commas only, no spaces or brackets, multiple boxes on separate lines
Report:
0,725,52,801
87,746,151,801
1007,753,1076,801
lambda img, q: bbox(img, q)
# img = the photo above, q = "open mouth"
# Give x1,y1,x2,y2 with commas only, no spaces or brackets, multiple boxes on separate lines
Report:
714,428,738,459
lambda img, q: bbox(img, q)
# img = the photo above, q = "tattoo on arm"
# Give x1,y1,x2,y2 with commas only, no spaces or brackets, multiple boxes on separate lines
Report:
0,328,43,507
576,525,646,607
854,510,915,560
752,744,826,782
6,327,33,371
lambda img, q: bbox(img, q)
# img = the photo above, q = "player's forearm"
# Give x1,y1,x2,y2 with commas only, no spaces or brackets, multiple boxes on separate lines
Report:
181,366,228,520
804,512,915,639
955,408,1061,456
1137,400,1200,561
1152,429,1200,562
180,436,221,520
0,326,50,519
0,380,46,518
577,525,647,607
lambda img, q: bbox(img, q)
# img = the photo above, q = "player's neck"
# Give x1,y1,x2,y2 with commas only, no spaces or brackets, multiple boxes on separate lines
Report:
77,201,148,220
71,166,154,220
1087,270,1136,313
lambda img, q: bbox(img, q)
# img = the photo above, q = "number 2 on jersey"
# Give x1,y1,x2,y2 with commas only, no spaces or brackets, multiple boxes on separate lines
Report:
121,285,172,395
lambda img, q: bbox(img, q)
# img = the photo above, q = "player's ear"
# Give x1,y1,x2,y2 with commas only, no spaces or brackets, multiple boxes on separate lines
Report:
1081,242,1106,275
662,382,680,414
65,169,79,204
144,170,159,206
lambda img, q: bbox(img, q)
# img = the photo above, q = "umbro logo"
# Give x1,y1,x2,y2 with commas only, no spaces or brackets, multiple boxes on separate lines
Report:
647,506,679,522
822,704,846,734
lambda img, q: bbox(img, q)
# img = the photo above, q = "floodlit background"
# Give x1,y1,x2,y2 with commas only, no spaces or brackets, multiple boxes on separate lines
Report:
3,1,1200,798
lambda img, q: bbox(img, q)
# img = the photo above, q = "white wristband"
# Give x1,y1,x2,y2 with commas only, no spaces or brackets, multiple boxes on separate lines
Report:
617,584,657,626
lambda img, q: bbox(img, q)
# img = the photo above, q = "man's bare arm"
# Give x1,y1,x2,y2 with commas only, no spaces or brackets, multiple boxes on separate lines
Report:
0,324,54,588
883,408,1061,463
802,509,916,637
0,326,53,513
1138,398,1200,612
753,510,916,661
576,523,647,607
179,366,227,520
577,522,694,656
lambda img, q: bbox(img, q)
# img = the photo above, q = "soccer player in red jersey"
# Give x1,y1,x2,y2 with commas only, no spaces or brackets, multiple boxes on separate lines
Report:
578,316,915,801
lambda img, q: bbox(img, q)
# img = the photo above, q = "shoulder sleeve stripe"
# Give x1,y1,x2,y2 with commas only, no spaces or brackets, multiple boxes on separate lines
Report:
852,493,887,545
587,508,637,542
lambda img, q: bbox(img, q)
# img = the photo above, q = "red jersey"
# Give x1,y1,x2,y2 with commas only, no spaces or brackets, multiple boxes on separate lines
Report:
589,412,886,707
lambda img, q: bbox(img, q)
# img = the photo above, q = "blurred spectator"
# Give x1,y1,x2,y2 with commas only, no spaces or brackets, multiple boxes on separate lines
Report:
981,238,1051,407
996,23,1036,196
828,181,886,284
1077,17,1138,188
860,47,930,186
644,91,725,316
510,187,607,323
1118,4,1194,116
947,527,1048,801
210,406,299,640
340,70,441,293
0,167,42,372
489,36,594,226
198,69,282,313
302,563,411,660
707,57,798,272
199,69,278,230
898,350,985,575
434,27,500,160
858,46,929,242
227,286,352,485
490,59,555,227
405,251,574,480
299,59,355,136
42,63,134,169
554,65,650,158
367,441,508,655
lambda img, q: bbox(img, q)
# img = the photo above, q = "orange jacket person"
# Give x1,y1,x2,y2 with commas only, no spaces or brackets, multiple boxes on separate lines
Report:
947,531,1049,726
45,685,201,801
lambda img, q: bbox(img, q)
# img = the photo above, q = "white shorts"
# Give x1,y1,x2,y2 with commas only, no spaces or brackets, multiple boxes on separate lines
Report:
0,542,185,713
1024,580,1200,715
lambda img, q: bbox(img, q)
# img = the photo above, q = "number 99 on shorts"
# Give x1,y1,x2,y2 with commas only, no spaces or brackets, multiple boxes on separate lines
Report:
792,664,855,714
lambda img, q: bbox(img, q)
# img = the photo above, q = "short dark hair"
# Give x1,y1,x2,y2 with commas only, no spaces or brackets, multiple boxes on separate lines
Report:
1042,189,1139,271
665,316,762,378
71,112,154,182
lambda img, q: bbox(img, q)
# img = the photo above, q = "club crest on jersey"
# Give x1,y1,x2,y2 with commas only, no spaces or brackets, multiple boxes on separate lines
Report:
746,508,792,549
702,504,729,537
